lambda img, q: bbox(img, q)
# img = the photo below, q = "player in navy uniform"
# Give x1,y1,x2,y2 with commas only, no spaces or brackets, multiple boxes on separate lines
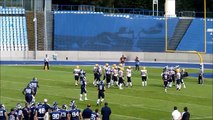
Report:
73,66,81,86
162,70,170,93
93,64,102,86
22,102,30,120
29,102,36,120
35,103,46,120
97,80,105,106
68,103,82,120
8,108,18,120
91,108,100,120
79,69,88,101
28,77,39,96
22,85,34,104
0,104,8,120
15,103,24,120
59,104,68,120
49,107,61,120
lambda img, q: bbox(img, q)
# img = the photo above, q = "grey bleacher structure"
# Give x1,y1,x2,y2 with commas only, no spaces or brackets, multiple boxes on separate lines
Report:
0,7,28,51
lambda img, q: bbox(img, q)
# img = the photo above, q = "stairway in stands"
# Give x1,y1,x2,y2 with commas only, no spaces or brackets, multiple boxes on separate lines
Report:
26,11,44,51
168,18,193,50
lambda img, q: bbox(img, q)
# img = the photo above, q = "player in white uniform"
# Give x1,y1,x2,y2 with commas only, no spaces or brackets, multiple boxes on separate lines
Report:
141,67,148,86
176,69,181,91
118,67,124,89
126,66,132,87
73,66,81,86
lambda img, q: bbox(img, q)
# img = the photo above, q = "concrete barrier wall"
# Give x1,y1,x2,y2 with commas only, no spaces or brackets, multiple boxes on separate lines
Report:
0,51,212,63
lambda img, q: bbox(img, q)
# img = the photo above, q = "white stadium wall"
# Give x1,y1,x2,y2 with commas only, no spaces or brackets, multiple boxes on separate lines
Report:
0,51,212,64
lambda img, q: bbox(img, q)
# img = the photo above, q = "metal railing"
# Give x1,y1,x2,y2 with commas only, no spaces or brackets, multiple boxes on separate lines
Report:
52,4,213,18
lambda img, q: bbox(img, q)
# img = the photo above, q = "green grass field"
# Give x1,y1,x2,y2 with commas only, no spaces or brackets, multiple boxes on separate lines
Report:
0,65,212,120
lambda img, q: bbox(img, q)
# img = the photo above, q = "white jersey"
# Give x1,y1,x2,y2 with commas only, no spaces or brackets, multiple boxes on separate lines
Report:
126,69,132,77
113,68,118,77
103,66,111,75
141,70,147,77
118,70,123,78
73,68,81,76
172,110,181,120
176,72,181,79
44,57,49,62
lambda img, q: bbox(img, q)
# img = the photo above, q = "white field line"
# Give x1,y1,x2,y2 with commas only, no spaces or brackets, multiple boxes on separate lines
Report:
1,79,212,100
1,81,212,111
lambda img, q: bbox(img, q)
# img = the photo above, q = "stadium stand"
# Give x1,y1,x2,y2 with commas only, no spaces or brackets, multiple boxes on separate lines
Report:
177,18,213,53
0,7,28,51
53,11,179,52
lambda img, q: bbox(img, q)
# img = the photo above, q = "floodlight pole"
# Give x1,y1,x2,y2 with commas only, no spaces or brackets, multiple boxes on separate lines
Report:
33,0,38,60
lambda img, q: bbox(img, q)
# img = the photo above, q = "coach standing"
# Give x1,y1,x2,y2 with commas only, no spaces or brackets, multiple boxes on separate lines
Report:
101,102,111,120
44,54,49,70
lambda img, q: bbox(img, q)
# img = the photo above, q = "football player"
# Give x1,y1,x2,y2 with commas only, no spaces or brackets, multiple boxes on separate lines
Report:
28,77,39,96
0,104,8,120
22,85,35,104
93,64,102,86
59,104,69,120
103,63,112,88
111,65,118,86
162,70,170,93
126,66,133,87
49,106,61,120
180,69,186,88
176,69,181,91
34,102,47,120
15,103,24,120
118,67,124,89
22,102,30,120
91,108,100,120
141,67,148,86
97,80,105,106
8,108,18,120
68,103,82,120
73,66,81,86
79,69,88,101
29,102,36,120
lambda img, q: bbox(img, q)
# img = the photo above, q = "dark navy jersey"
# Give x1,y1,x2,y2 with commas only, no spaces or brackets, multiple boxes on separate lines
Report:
29,80,39,89
79,70,86,79
90,112,99,120
23,87,34,95
36,105,46,118
162,73,170,81
0,108,7,120
49,111,61,120
29,106,36,120
58,109,68,120
80,79,86,88
98,83,105,92
8,112,17,120
15,109,23,120
22,106,30,120
69,109,81,120
43,103,51,112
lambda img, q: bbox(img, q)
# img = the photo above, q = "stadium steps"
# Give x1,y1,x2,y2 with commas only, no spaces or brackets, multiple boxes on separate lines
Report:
168,18,193,50
26,11,44,51
26,11,34,50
